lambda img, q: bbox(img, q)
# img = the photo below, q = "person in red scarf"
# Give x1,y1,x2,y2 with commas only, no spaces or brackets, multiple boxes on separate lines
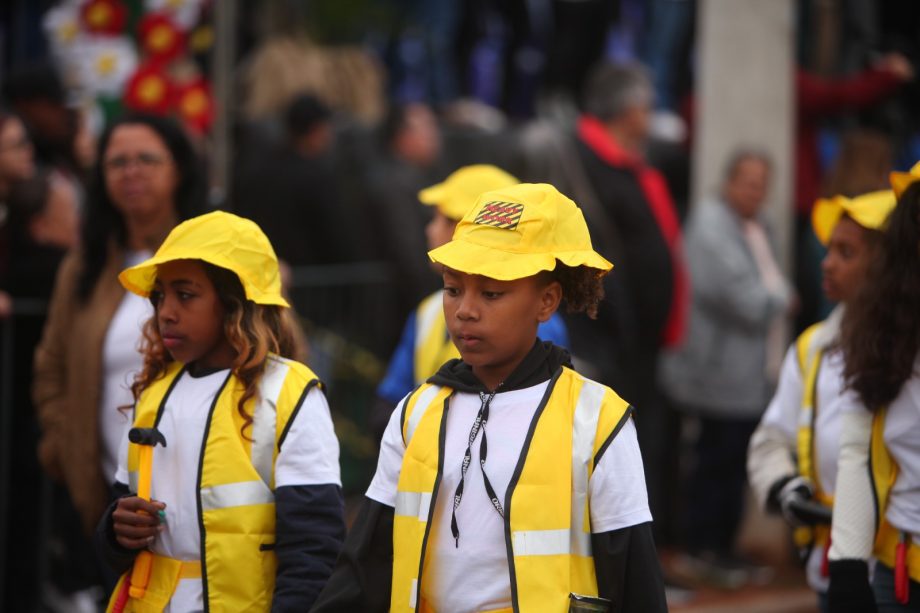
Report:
566,61,689,549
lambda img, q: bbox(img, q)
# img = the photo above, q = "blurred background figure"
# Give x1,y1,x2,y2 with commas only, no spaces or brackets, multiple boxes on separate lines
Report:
748,189,896,611
363,102,445,323
568,60,688,552
662,149,794,588
31,114,204,609
233,94,360,268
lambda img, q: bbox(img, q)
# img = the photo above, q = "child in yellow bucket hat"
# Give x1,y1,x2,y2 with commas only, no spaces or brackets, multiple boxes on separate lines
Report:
96,211,344,611
314,183,667,613
748,189,895,606
373,166,569,438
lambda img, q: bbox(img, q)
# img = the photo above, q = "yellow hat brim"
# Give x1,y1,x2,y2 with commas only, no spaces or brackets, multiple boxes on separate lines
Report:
119,251,291,308
428,237,613,281
812,190,896,245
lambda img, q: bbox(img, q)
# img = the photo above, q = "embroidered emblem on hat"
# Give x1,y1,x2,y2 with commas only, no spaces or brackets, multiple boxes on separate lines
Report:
474,201,524,230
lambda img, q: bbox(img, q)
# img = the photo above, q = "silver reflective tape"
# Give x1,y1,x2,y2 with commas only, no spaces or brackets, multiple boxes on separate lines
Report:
394,491,432,521
128,470,138,493
513,528,591,557
251,358,290,486
409,578,418,608
405,386,441,445
570,379,605,556
200,480,274,511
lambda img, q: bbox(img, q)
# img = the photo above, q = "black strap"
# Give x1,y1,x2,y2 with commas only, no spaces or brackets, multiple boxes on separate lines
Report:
450,388,504,547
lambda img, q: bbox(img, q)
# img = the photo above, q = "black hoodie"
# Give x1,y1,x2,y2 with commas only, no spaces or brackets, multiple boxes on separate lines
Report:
312,343,667,613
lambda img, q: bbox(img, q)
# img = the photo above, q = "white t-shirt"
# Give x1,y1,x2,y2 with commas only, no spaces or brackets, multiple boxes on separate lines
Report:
100,250,152,486
759,344,847,591
115,367,341,612
879,371,920,538
366,381,651,613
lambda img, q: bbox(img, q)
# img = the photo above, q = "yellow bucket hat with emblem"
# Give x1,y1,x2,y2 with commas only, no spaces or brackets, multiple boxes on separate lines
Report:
428,182,612,280
418,164,520,221
890,160,920,198
119,210,290,307
812,190,897,245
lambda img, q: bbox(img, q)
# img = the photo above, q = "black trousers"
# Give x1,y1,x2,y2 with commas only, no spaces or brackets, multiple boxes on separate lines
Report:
683,414,760,556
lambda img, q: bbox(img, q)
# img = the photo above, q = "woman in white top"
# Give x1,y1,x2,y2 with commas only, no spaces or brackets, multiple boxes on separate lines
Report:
748,189,895,610
33,115,206,549
827,164,920,612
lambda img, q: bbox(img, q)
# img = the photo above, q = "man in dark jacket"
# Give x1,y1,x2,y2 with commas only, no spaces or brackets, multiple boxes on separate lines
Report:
567,62,688,543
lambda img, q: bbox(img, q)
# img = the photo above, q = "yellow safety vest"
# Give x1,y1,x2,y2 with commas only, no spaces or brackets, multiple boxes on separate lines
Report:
413,291,459,385
870,407,920,582
106,356,321,613
793,322,834,550
391,367,632,613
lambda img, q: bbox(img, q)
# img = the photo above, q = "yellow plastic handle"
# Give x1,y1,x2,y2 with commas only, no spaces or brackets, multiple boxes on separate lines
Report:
128,550,153,598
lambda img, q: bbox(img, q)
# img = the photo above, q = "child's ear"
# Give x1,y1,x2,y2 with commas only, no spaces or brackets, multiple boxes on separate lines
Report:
537,280,563,322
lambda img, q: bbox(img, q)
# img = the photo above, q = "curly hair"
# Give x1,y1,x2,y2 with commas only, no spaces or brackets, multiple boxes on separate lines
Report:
842,182,920,410
542,261,607,319
130,262,302,439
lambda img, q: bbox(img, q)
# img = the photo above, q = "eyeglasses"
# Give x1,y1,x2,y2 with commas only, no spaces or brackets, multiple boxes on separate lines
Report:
104,152,168,172
0,135,31,152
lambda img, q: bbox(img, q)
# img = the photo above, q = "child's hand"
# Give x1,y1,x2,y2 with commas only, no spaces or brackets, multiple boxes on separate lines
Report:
112,497,166,550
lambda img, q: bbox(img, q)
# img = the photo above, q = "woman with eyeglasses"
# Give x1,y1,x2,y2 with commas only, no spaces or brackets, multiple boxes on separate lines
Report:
32,114,206,591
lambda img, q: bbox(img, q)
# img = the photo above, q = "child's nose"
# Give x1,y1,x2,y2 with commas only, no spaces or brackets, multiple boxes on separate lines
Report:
455,294,478,321
157,296,178,323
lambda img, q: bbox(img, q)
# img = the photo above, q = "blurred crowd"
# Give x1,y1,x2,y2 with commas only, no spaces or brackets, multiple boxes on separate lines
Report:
2,0,920,611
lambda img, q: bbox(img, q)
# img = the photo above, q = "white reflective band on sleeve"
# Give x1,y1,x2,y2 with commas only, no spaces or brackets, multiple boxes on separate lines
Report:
128,470,138,493
512,528,592,556
570,379,605,554
251,358,290,487
409,578,418,608
395,491,433,521
200,480,274,511
405,386,442,445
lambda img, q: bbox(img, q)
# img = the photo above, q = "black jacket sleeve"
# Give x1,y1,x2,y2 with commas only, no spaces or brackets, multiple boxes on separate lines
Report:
827,559,877,613
310,497,394,613
272,483,346,612
93,481,139,576
592,522,667,613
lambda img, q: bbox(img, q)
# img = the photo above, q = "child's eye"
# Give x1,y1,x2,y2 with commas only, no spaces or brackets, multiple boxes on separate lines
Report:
177,291,194,301
149,290,163,307
444,286,459,297
482,291,503,300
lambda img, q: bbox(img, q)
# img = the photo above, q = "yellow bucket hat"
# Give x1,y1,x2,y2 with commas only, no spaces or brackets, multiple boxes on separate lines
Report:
428,183,612,280
890,160,920,198
418,164,520,221
812,190,897,245
119,210,290,307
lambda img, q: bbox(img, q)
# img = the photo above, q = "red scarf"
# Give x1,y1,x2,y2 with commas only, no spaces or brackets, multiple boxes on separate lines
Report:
577,115,689,348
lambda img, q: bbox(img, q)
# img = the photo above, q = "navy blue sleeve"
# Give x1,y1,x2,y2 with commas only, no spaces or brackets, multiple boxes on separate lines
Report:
376,311,418,404
592,522,667,613
311,497,394,613
537,312,570,349
93,481,139,576
272,484,346,612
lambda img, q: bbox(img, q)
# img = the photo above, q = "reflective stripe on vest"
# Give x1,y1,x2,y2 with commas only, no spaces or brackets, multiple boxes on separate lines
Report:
113,356,320,612
391,368,631,612
793,324,834,549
